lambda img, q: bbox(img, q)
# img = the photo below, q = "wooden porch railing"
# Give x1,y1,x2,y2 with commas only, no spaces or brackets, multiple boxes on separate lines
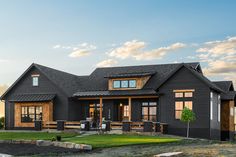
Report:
43,121,168,133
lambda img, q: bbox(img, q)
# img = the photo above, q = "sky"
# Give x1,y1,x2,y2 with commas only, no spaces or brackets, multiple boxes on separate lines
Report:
0,0,235,87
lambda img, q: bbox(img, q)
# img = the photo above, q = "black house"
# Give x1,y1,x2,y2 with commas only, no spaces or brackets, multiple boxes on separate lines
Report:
1,62,235,140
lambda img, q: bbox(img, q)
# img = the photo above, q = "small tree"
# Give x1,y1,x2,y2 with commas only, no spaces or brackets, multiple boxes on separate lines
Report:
181,107,196,138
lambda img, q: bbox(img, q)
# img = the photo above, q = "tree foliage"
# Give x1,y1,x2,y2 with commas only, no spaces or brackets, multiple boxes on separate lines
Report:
181,107,196,123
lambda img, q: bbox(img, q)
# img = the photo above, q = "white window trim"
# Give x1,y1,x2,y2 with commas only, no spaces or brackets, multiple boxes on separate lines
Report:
210,100,213,120
32,76,39,86
210,92,213,120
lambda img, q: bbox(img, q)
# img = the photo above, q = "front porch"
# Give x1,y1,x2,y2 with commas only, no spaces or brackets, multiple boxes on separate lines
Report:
75,95,160,129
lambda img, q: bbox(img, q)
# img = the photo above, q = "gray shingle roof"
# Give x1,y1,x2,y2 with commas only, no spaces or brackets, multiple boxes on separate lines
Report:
9,93,56,102
213,81,235,100
221,91,236,100
73,89,157,97
104,72,156,78
34,64,89,96
76,62,200,92
213,81,234,92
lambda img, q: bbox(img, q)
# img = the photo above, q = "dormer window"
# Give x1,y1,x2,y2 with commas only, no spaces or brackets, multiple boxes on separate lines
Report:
32,74,39,87
113,80,137,89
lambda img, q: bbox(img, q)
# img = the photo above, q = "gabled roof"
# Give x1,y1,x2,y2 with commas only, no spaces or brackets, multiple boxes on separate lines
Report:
104,72,156,78
1,63,89,99
213,81,235,100
213,81,234,92
75,62,200,93
74,62,222,95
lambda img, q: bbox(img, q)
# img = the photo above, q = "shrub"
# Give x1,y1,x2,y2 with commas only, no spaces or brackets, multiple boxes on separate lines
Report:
56,135,62,141
0,117,5,129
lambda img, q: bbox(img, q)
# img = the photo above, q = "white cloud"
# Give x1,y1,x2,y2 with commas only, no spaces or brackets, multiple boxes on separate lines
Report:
53,43,96,58
109,40,146,59
196,36,236,57
69,43,96,58
196,36,236,84
96,59,118,67
69,49,91,58
108,40,186,60
53,45,61,49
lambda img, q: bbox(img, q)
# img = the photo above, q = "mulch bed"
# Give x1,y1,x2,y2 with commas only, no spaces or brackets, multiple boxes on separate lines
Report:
0,143,82,156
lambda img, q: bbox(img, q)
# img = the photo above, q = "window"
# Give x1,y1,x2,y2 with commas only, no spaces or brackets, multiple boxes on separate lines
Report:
113,80,121,88
113,80,137,89
32,76,39,86
210,100,213,120
175,93,183,98
142,102,157,121
184,92,193,97
218,95,221,122
175,92,193,98
21,106,42,122
175,101,193,119
129,80,136,88
121,80,128,88
123,105,129,117
210,92,213,120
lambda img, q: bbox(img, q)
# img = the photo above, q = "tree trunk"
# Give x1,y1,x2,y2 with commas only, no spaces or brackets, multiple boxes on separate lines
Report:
187,121,190,138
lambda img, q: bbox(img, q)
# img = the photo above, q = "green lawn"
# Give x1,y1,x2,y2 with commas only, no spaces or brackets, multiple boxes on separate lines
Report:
64,134,181,148
0,132,76,140
0,132,181,149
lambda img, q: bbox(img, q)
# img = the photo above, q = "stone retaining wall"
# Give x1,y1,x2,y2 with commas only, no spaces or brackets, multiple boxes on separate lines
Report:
0,140,92,151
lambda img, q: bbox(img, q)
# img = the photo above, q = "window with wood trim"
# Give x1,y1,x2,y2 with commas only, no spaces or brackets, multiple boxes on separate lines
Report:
123,105,129,117
21,106,42,122
142,102,157,121
175,91,193,98
175,101,193,119
113,80,136,89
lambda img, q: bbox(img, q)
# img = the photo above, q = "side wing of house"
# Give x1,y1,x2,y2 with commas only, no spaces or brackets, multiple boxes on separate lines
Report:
2,65,69,129
158,66,220,140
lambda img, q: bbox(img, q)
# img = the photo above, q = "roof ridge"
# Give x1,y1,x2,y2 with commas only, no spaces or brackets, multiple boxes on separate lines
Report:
95,62,199,69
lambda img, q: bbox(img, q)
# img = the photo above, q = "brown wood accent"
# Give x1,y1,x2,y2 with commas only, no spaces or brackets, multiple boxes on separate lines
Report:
14,101,53,128
128,97,131,121
78,95,158,100
108,76,151,90
99,97,103,128
173,89,195,92
221,100,235,132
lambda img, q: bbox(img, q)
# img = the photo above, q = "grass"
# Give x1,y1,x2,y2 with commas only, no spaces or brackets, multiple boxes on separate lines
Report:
0,132,181,149
0,132,77,140
64,134,181,148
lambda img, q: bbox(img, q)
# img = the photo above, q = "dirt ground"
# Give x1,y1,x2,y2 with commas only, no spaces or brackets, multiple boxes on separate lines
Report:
0,143,82,156
1,139,236,156
72,140,236,157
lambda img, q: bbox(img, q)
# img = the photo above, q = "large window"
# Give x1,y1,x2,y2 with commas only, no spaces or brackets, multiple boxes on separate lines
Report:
175,101,193,119
21,106,42,122
142,102,157,121
113,80,136,89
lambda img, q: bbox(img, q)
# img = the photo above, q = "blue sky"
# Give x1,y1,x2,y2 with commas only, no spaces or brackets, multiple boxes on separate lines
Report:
0,0,235,85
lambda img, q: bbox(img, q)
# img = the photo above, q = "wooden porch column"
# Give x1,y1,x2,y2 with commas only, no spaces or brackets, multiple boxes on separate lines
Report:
99,97,103,128
128,97,132,121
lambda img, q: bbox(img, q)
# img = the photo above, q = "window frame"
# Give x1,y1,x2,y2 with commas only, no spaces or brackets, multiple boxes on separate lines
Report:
175,101,193,120
32,76,39,87
112,79,137,89
141,102,157,121
21,106,43,123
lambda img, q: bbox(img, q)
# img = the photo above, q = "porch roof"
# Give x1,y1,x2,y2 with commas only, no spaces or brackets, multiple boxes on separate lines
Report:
221,91,236,100
9,93,56,102
73,89,157,97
